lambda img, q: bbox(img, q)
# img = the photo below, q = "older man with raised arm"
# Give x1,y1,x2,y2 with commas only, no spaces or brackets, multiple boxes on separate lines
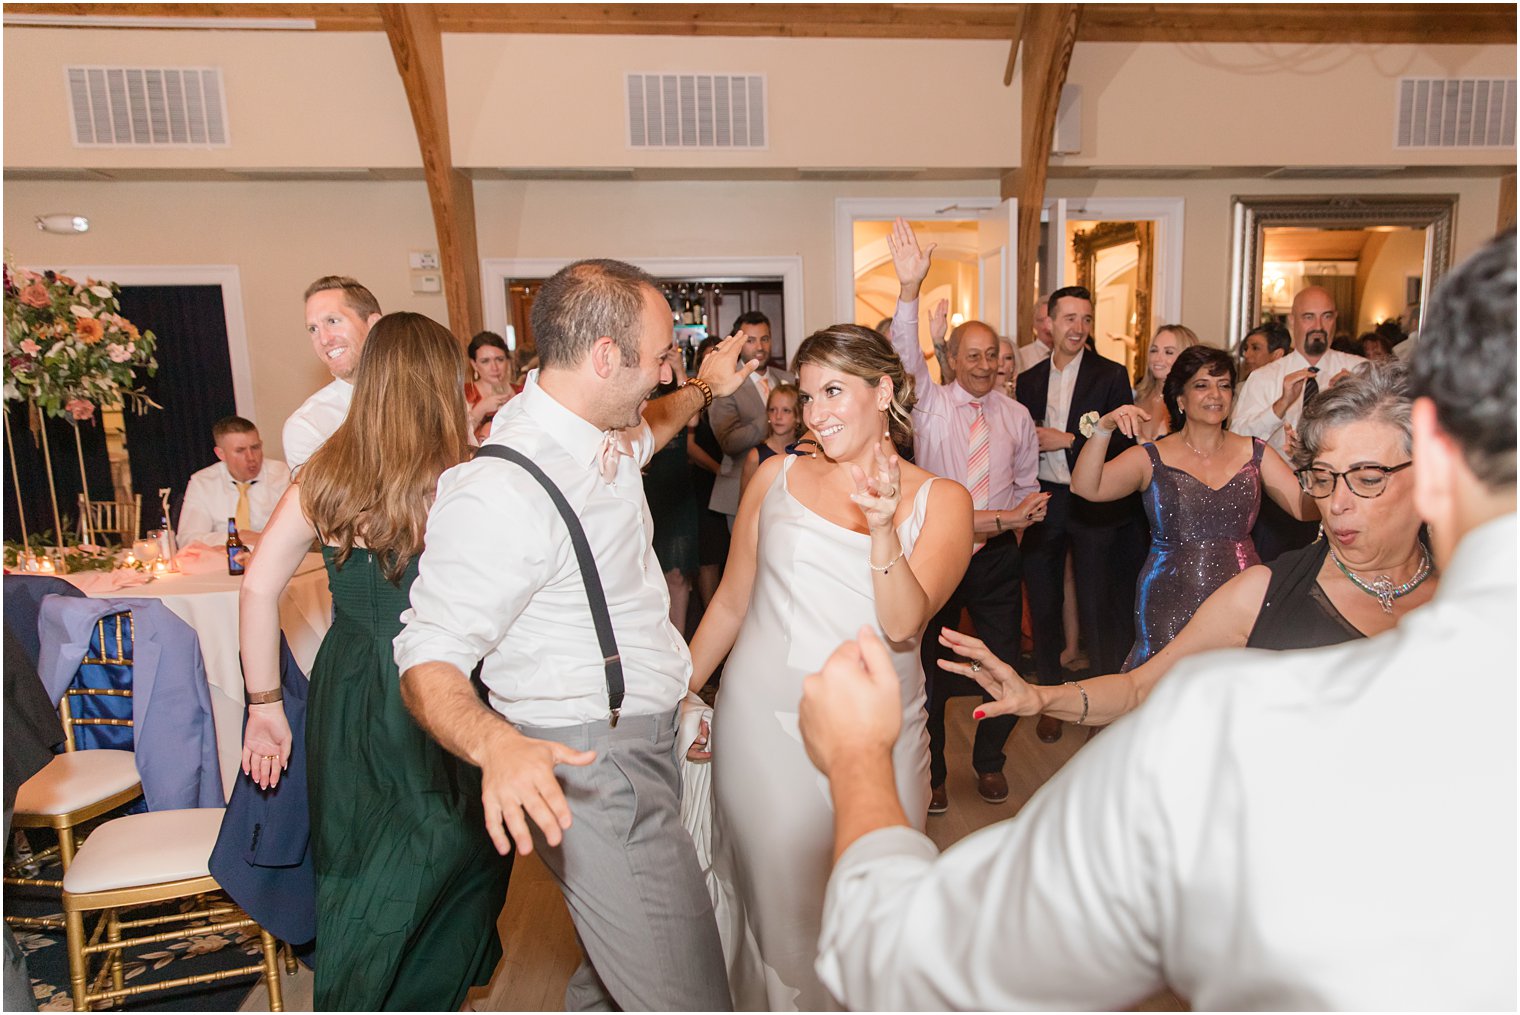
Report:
1232,285,1364,559
282,275,381,472
393,259,757,1012
799,231,1516,1011
885,218,1047,812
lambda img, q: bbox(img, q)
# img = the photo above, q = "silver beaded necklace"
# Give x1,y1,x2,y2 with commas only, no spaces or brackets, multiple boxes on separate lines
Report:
1327,542,1433,614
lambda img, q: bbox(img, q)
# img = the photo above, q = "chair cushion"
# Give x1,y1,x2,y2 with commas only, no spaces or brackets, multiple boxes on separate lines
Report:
14,750,140,816
62,808,225,895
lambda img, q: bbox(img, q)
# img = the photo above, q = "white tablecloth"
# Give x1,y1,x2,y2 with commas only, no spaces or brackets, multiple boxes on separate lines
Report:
70,553,332,799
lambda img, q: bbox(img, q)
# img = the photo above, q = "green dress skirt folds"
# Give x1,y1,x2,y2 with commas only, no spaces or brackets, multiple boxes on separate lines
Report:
306,547,512,1010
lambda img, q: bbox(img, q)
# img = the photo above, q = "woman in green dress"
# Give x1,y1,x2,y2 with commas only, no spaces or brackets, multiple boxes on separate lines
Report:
238,312,512,1010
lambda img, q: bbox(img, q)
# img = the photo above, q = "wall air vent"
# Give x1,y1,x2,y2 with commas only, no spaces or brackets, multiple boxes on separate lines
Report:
66,66,229,147
1396,78,1515,149
627,73,766,149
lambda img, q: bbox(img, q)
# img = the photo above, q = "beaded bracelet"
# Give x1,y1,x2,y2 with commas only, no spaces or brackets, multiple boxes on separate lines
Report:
1074,681,1090,726
868,549,905,574
684,376,714,409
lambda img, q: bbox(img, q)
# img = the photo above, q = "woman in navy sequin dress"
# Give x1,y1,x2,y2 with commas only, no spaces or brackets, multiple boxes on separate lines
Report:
1069,346,1314,669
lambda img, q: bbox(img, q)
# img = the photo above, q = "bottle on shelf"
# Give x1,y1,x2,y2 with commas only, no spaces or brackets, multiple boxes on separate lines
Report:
226,517,247,576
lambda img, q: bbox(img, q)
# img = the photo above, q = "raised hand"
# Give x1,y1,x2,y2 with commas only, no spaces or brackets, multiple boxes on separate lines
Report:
848,444,903,532
887,217,936,301
929,299,950,346
1099,404,1152,440
697,330,761,399
936,628,1042,718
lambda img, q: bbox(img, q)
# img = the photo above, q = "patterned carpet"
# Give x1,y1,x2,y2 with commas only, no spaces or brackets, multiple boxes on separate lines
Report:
6,828,264,1012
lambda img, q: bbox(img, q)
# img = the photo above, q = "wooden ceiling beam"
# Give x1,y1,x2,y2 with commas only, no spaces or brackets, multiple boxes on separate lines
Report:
379,3,482,340
6,3,1511,43
1002,6,1027,88
1002,4,1081,350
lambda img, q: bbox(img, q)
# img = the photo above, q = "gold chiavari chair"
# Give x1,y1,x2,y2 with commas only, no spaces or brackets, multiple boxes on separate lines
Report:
77,493,142,544
6,613,143,930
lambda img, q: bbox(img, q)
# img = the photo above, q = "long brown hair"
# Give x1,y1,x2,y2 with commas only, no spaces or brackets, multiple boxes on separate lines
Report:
301,312,470,582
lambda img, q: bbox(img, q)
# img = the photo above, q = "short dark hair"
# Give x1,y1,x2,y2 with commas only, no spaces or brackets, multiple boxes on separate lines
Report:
1244,322,1291,356
303,275,380,319
1408,229,1516,489
212,415,257,442
1163,345,1235,432
1048,286,1093,316
1358,332,1396,359
733,310,771,332
468,331,509,360
531,259,657,369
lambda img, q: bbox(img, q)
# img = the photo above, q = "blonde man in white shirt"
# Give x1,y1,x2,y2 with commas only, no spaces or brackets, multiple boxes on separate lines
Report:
282,275,381,472
1232,285,1364,560
394,258,758,1012
798,230,1516,1011
177,416,290,549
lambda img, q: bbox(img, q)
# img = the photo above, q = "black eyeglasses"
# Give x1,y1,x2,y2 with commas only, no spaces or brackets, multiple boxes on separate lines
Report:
1295,461,1412,499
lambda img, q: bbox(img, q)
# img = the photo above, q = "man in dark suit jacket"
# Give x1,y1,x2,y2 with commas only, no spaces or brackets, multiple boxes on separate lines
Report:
1015,287,1147,741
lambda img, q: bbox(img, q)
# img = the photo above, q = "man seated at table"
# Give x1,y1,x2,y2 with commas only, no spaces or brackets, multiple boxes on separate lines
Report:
178,416,290,549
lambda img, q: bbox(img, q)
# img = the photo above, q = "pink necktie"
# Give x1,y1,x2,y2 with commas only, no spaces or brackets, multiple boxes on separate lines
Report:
967,401,990,510
598,432,628,484
756,374,770,401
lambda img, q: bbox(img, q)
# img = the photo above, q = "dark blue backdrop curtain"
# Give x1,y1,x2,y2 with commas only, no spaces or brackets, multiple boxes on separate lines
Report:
115,285,236,530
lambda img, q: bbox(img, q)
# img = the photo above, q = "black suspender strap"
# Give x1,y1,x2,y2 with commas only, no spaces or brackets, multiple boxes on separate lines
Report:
473,444,626,726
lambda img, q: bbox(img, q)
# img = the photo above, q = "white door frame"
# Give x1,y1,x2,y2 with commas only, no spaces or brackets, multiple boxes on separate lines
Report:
1048,197,1186,327
481,256,805,352
42,264,255,417
833,196,1006,326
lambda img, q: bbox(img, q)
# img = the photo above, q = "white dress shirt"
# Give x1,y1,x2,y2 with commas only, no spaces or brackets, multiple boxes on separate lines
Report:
818,514,1517,1011
1230,348,1365,456
1037,348,1084,484
393,372,690,728
890,300,1038,508
1015,337,1051,374
176,459,291,546
281,378,353,472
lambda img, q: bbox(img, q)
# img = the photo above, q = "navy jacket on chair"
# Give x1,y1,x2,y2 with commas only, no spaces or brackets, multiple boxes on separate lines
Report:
209,634,316,949
37,596,222,809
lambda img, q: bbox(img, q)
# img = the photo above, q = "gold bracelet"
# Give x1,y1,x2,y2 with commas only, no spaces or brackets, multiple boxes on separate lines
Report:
245,688,284,705
684,376,714,409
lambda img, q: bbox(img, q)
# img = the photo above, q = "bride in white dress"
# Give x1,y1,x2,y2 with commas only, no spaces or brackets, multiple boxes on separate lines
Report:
687,324,973,1010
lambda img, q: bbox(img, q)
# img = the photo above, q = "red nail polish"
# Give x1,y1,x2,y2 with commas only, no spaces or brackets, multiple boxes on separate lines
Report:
973,710,986,719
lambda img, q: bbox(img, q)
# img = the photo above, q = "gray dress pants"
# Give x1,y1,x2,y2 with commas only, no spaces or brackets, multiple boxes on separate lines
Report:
517,708,732,1012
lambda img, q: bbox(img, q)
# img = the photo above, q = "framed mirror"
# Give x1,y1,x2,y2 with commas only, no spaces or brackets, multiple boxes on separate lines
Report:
1228,194,1457,350
1071,220,1156,378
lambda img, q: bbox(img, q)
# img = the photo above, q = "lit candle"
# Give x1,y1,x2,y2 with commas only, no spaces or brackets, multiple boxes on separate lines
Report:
39,557,55,574
123,552,136,567
152,559,168,575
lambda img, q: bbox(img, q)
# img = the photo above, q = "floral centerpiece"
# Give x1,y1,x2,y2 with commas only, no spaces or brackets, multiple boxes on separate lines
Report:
3,261,158,418
3,259,159,560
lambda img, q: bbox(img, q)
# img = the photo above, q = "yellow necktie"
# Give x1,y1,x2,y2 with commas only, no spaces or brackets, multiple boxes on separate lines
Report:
234,481,251,532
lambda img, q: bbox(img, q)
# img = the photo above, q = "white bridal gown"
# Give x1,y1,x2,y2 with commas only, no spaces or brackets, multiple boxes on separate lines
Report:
710,455,933,1011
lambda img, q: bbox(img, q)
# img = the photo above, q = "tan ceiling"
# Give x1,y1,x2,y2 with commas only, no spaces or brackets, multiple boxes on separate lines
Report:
1263,226,1422,263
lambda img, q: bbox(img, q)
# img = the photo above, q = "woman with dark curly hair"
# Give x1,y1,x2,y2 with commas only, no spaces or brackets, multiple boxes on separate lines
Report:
1069,344,1313,668
686,323,973,1010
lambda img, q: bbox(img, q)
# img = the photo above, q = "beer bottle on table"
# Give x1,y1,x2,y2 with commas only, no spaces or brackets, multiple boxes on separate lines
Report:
226,517,247,576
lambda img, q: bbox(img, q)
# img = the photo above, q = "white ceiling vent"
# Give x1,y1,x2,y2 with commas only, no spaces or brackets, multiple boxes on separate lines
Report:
66,66,229,147
1396,78,1515,149
626,73,766,149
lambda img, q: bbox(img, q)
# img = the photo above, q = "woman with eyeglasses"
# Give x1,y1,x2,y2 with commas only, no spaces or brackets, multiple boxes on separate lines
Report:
940,361,1436,728
1066,345,1312,670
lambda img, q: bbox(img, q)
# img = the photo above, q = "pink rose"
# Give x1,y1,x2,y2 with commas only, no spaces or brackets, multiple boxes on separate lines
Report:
106,342,131,363
19,339,39,356
65,398,95,422
19,283,50,308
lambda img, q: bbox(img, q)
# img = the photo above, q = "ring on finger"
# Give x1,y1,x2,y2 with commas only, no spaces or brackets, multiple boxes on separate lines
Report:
970,660,982,672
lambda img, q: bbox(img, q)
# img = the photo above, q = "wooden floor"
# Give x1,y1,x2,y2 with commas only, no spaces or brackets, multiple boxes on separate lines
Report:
462,699,1185,1012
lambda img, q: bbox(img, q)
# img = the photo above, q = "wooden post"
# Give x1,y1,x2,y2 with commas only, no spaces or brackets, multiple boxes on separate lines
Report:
1499,172,1516,234
380,4,483,339
1001,3,1080,349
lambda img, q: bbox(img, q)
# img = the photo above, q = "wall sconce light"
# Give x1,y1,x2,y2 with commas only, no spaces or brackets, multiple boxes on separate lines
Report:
36,213,89,234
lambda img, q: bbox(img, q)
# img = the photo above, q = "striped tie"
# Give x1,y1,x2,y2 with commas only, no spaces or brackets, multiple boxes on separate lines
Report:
967,401,990,510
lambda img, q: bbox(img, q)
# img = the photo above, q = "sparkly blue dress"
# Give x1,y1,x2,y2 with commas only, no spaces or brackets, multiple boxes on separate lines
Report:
1123,439,1265,670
